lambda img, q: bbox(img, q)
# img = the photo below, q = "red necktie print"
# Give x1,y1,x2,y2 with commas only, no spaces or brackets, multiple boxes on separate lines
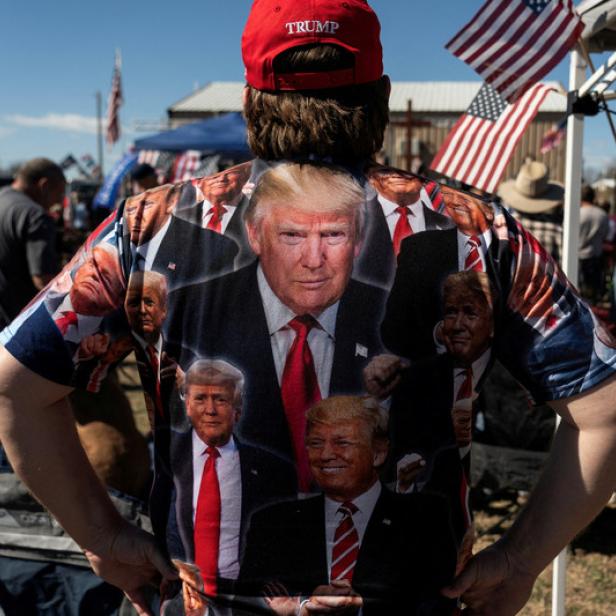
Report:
464,236,484,272
205,205,227,234
145,345,164,418
331,501,360,582
456,367,473,402
55,310,78,335
280,315,322,491
392,206,413,256
194,446,221,597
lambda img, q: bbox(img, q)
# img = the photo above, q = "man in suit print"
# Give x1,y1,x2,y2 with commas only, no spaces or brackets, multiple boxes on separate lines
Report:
124,183,238,287
354,167,453,288
240,395,457,616
167,358,296,603
166,163,387,492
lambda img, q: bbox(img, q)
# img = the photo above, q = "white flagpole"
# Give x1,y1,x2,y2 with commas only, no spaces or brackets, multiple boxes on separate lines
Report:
553,46,587,616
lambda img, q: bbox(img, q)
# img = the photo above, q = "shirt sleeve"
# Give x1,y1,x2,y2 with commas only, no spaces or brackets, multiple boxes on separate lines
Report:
0,207,133,390
495,211,616,402
24,208,58,277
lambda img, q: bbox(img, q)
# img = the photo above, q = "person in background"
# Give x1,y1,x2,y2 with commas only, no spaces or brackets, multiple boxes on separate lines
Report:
131,163,159,195
68,190,91,231
498,160,564,264
579,184,609,303
0,157,65,328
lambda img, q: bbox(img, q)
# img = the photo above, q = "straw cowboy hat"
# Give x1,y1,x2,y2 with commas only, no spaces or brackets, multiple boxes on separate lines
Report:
498,160,564,213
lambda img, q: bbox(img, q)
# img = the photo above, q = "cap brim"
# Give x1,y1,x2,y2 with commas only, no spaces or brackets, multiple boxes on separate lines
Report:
498,180,565,213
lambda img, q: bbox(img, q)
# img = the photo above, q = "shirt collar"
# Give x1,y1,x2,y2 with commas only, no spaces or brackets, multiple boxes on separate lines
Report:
457,227,493,249
192,431,237,459
377,194,424,218
324,479,382,517
202,198,239,215
454,348,491,379
134,216,172,259
132,331,163,354
256,264,339,339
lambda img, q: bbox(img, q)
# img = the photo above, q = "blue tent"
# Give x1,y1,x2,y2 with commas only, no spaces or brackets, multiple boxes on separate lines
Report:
134,112,250,154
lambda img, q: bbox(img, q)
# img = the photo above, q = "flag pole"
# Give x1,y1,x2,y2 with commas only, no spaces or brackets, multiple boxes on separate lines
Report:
553,46,587,616
96,91,104,180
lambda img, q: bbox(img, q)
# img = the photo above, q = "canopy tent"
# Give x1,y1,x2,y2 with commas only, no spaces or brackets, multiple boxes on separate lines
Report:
133,112,250,155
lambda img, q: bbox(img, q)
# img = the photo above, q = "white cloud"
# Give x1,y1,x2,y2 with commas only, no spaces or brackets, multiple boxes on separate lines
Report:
0,126,16,139
5,113,99,135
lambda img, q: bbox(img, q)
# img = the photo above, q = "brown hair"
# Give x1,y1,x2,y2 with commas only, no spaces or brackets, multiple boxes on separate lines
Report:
17,157,65,187
244,44,389,162
442,271,496,312
581,184,596,204
306,396,388,443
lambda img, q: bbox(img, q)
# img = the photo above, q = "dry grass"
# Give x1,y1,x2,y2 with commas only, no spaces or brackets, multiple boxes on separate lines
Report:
473,497,616,615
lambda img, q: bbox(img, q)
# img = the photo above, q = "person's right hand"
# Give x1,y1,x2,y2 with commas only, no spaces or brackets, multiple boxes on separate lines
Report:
300,580,362,614
396,453,426,493
83,520,178,616
441,542,536,615
77,333,110,360
363,354,409,400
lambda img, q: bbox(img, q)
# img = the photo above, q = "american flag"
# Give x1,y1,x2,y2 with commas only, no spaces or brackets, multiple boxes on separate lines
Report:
105,51,123,145
540,118,567,153
138,150,161,167
430,82,554,194
170,150,202,182
137,150,176,183
446,0,584,103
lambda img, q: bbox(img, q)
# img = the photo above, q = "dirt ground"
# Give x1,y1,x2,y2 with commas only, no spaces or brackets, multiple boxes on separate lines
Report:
117,357,616,615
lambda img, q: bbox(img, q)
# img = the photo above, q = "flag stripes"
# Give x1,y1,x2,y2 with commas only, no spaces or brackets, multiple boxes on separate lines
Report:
430,82,554,193
105,52,123,145
446,0,583,103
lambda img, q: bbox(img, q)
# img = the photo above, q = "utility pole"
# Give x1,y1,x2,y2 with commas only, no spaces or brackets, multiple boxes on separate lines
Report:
96,91,104,181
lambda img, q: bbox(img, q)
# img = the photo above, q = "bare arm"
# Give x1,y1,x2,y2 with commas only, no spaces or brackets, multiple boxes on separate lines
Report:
443,374,616,614
0,347,176,615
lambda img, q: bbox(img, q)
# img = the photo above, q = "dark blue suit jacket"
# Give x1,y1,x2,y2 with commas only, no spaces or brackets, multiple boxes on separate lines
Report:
149,215,239,290
239,487,457,615
354,197,454,289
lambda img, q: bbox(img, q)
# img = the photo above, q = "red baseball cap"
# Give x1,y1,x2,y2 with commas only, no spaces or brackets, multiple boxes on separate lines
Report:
242,0,383,92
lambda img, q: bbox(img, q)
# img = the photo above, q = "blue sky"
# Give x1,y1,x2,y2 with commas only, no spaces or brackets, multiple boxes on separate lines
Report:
0,1,613,175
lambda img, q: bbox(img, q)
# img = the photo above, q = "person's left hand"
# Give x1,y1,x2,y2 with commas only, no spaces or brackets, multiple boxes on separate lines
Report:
84,520,178,616
301,580,363,614
263,581,300,616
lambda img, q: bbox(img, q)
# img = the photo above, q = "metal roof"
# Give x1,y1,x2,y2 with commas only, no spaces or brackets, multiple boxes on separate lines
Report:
169,81,567,115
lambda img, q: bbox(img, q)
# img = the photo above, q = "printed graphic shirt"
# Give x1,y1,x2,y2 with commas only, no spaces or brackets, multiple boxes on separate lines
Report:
2,159,615,615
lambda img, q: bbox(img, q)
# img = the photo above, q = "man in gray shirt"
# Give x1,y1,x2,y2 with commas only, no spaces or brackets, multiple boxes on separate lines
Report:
0,158,65,328
579,184,609,302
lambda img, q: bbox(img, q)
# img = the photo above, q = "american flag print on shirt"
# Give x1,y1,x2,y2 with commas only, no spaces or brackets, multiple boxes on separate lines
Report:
430,82,554,193
446,0,584,103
